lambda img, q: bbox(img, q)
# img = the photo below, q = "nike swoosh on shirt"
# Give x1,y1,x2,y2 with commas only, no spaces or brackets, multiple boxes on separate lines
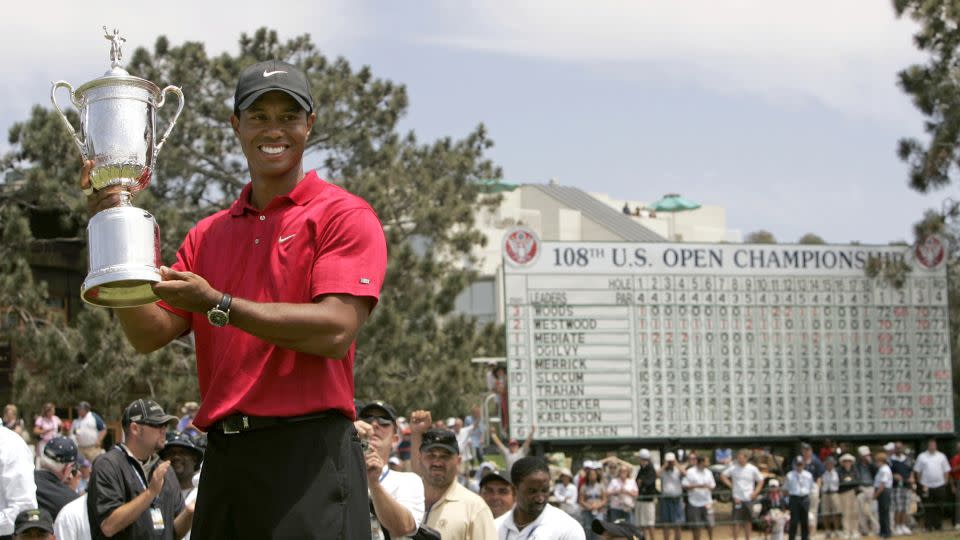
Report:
279,234,296,243
262,70,287,77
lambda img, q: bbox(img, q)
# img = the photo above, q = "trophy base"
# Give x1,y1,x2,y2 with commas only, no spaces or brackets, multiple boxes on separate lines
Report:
82,205,162,308
82,274,160,308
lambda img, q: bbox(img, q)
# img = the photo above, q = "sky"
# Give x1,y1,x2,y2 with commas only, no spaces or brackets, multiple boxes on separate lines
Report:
1,1,950,244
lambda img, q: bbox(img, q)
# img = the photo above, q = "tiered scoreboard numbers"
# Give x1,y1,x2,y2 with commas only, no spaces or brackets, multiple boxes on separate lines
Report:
502,230,953,442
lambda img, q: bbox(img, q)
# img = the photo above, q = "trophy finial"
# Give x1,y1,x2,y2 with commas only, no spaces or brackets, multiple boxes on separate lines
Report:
103,26,126,69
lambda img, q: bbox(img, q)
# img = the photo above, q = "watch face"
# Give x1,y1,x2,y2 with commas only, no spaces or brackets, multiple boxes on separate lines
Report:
208,309,228,327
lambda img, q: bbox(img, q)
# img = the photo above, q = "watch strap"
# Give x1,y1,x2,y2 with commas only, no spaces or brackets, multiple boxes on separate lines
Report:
217,293,232,312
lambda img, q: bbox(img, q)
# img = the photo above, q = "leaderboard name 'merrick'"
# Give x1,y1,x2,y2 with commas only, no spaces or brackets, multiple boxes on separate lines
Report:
80,60,388,538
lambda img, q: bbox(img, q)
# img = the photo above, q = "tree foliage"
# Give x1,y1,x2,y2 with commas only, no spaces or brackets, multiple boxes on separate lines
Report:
797,233,826,245
893,0,960,191
1,28,503,420
744,230,777,244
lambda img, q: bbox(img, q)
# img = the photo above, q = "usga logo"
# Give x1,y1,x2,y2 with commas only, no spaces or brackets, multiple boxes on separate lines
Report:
915,235,946,269
503,227,540,266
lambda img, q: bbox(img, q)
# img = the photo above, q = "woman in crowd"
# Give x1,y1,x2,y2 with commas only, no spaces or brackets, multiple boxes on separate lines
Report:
32,402,61,458
607,464,639,523
579,465,608,539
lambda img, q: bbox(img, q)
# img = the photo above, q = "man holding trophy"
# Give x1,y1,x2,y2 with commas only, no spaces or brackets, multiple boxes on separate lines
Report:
68,30,387,538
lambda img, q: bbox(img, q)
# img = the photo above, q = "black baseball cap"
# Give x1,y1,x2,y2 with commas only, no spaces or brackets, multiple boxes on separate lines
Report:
122,399,178,428
358,401,399,424
592,518,643,539
479,471,511,489
43,436,78,464
160,431,204,464
14,508,54,535
420,428,459,454
235,60,313,113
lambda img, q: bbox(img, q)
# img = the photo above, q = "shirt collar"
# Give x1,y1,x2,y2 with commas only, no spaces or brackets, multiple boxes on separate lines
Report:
229,170,326,216
503,506,548,534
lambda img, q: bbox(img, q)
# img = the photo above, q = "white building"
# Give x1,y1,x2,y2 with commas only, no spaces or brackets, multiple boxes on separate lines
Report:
455,181,739,323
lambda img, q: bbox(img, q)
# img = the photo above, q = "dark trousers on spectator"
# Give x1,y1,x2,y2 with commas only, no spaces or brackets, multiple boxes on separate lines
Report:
877,489,891,538
924,485,947,531
191,412,369,539
788,495,810,540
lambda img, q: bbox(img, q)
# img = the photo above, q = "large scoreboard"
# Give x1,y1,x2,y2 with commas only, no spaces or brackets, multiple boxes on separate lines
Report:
502,229,953,442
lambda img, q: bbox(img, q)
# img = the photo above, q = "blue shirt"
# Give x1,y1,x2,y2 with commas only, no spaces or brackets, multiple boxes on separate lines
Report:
785,469,814,497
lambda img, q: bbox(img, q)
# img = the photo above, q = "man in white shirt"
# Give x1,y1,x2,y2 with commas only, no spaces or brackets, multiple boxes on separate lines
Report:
494,457,585,540
70,403,106,462
359,401,425,540
872,452,892,538
912,438,950,531
681,455,716,540
0,425,37,538
785,456,814,540
722,450,764,540
53,493,91,540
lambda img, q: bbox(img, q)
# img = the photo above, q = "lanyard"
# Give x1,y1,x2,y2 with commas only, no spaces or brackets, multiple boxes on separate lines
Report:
380,468,389,483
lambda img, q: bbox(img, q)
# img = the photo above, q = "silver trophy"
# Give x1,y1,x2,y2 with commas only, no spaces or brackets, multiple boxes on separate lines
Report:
51,27,184,307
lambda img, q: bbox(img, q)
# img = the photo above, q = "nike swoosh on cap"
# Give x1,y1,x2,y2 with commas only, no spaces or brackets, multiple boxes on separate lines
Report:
263,70,287,77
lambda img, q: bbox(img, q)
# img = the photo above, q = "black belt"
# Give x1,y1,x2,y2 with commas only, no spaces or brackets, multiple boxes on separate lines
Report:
212,411,336,435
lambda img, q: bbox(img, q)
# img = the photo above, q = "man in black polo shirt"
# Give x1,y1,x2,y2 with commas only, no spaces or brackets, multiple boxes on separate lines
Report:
87,399,193,540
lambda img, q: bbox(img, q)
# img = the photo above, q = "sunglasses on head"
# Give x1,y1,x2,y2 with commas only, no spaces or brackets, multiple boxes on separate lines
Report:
360,415,393,427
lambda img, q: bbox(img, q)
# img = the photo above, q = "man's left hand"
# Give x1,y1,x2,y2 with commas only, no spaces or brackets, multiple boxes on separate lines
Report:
153,266,221,312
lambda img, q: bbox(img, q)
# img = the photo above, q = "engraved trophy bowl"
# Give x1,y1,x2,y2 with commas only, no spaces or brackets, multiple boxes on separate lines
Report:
51,27,184,307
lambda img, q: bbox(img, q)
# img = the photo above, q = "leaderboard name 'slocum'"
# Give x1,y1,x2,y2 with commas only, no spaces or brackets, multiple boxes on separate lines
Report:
501,228,953,442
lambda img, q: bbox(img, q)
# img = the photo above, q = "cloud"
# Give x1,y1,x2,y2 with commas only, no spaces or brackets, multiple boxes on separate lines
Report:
419,1,926,123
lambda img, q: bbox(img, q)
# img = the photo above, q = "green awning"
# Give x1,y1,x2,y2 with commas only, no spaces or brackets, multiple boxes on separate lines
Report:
649,193,701,212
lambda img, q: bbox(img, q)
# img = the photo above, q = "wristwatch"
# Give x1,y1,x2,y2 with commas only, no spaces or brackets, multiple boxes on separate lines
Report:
207,293,232,327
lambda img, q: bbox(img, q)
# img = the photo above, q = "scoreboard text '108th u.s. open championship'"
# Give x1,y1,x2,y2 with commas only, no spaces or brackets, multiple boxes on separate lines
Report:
501,228,953,442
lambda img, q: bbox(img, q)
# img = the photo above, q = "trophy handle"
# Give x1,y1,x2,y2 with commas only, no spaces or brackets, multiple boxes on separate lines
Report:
154,85,184,157
50,81,88,160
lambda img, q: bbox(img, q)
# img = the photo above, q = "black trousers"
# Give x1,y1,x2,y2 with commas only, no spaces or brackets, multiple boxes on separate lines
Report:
788,495,809,540
877,489,891,537
924,485,948,530
191,413,370,539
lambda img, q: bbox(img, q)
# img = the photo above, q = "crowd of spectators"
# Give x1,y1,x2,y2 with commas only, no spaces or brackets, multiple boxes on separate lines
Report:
3,397,960,540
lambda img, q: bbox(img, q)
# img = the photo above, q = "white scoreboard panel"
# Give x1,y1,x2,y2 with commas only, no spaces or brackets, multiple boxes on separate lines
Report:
502,232,953,442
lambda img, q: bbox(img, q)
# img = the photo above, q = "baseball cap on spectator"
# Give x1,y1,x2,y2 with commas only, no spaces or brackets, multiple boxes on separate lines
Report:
636,448,651,460
14,508,54,535
592,518,643,539
388,456,402,467
420,428,458,454
768,479,781,488
160,431,204,465
479,472,512,489
794,455,804,465
77,401,91,411
358,401,399,425
122,399,178,428
800,442,812,450
839,453,856,463
507,438,520,447
883,442,895,452
664,452,677,462
857,445,871,457
234,60,314,113
445,417,457,428
43,436,78,464
181,401,199,414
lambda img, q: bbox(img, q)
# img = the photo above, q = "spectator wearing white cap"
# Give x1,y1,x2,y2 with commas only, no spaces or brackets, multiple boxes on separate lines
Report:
785,456,814,540
490,429,534,474
760,479,789,540
854,446,878,536
658,452,684,540
836,454,861,539
553,468,578,517
819,456,841,538
681,455,715,540
913,438,950,531
634,449,657,540
872,452,892,538
886,441,913,535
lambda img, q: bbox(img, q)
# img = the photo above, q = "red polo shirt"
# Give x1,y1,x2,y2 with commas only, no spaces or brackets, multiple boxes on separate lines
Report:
158,171,387,430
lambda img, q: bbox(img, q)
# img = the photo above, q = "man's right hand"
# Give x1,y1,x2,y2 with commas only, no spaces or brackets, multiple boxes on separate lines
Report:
409,410,432,434
80,159,125,215
148,461,170,497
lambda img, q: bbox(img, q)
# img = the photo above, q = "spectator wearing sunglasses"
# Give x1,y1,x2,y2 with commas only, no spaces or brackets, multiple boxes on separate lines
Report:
358,401,425,539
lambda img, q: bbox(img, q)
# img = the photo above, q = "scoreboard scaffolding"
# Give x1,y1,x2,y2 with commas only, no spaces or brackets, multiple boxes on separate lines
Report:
501,228,953,442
